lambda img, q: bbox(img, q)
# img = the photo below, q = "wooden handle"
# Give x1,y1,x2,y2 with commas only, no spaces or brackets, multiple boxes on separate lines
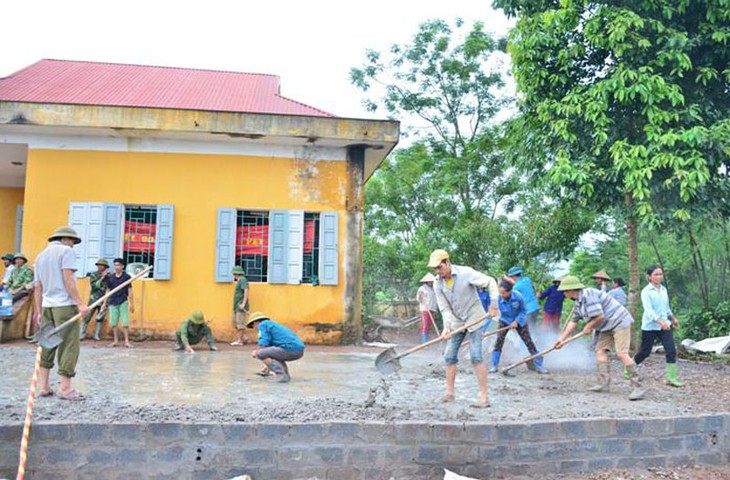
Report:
394,314,490,361
43,266,152,334
501,331,586,373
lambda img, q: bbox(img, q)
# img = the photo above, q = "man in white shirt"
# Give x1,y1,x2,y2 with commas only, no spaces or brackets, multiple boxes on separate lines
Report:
34,226,89,401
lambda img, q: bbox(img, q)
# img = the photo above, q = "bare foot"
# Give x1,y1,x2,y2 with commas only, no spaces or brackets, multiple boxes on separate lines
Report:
109,342,118,348
124,343,134,349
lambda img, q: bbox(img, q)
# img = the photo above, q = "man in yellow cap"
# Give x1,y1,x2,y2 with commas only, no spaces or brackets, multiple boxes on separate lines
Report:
33,226,89,401
172,311,217,353
247,312,305,383
428,249,499,408
416,273,439,344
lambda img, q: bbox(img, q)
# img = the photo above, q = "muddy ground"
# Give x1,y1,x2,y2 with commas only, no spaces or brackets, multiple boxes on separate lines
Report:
1,332,729,425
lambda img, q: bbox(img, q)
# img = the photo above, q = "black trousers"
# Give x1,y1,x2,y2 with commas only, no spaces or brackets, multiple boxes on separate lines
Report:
634,328,677,364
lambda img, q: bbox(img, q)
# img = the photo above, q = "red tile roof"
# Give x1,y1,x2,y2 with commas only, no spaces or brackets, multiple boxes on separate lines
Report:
0,59,333,117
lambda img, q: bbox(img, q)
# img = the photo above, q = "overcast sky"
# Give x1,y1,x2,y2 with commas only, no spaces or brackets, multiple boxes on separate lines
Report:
1,0,512,119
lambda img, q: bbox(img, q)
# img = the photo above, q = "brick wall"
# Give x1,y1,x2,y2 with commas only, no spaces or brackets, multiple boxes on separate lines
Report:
1,414,728,479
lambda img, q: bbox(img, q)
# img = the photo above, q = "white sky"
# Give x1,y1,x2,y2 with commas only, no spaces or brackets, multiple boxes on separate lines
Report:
1,0,512,120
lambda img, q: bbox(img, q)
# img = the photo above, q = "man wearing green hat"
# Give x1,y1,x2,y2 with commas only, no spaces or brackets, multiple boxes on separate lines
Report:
33,226,89,401
8,253,34,314
173,311,217,352
80,259,110,341
554,275,645,401
230,265,250,346
1,253,15,287
247,312,305,383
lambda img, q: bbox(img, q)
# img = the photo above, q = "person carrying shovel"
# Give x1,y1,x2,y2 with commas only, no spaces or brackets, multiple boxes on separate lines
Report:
172,310,217,352
429,249,498,409
33,226,89,401
491,279,548,374
80,258,110,341
553,275,645,401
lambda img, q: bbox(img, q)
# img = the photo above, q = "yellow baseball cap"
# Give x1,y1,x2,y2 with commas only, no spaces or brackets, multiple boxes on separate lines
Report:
427,249,450,268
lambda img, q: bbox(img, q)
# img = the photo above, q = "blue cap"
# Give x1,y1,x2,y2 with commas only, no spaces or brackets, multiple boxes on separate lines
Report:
507,266,523,276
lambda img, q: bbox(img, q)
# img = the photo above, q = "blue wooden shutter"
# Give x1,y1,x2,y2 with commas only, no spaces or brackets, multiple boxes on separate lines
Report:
286,210,304,284
154,204,174,280
319,211,339,285
101,203,123,261
68,202,89,278
84,203,105,276
215,208,237,283
267,210,288,284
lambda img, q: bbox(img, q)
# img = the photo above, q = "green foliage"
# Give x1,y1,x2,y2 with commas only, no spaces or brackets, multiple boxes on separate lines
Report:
682,301,730,341
495,0,730,224
353,19,595,313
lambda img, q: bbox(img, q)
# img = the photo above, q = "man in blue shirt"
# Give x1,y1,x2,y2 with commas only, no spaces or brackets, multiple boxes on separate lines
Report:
508,267,540,330
247,311,305,383
491,279,547,374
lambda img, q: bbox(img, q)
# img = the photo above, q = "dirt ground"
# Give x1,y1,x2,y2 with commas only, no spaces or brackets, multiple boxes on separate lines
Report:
539,464,730,480
1,333,729,425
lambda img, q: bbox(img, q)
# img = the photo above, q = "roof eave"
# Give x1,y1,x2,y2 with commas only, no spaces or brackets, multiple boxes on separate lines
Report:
0,101,400,178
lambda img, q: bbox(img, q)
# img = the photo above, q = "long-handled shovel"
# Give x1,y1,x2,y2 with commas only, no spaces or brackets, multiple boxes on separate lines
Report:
37,266,151,349
375,315,489,375
499,331,586,376
459,323,511,358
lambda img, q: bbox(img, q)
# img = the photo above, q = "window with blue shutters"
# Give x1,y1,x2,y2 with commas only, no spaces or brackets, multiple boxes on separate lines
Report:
215,208,338,285
68,202,174,280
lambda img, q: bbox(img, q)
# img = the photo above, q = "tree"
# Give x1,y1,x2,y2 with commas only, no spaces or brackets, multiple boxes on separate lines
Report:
352,19,594,315
495,0,730,325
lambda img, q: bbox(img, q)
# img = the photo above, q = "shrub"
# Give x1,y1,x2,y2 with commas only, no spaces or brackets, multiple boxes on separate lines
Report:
681,300,730,340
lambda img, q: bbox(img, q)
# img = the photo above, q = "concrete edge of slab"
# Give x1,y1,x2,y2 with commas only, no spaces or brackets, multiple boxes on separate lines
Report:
1,413,728,479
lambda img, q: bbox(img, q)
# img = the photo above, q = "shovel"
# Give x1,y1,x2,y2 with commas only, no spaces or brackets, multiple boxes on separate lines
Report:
459,323,511,358
499,331,586,376
38,266,152,349
375,314,490,375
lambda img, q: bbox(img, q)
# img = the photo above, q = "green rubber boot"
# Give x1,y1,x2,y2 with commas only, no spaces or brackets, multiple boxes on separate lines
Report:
666,363,683,387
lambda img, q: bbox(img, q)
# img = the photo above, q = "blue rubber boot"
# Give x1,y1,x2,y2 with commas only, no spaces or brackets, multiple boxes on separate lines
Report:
490,351,501,373
533,357,549,374
421,333,429,344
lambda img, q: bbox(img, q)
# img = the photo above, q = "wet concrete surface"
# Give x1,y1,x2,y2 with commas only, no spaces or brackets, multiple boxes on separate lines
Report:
1,334,729,425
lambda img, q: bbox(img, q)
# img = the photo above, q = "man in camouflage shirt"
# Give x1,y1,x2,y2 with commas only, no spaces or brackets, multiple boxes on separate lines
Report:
80,259,110,341
172,310,217,352
8,252,34,317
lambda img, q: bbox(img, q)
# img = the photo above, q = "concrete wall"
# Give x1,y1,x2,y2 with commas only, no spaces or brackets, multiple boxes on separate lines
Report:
1,415,727,480
20,149,350,343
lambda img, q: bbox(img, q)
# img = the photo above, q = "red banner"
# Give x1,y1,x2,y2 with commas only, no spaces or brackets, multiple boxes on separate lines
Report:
236,225,268,256
235,221,315,256
124,221,156,253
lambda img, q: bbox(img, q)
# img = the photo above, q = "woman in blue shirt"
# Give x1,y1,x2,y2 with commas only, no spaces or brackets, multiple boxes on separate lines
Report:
633,265,682,387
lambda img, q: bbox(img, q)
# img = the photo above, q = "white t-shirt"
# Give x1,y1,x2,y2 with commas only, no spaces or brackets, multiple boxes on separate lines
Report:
2,264,14,284
33,241,77,307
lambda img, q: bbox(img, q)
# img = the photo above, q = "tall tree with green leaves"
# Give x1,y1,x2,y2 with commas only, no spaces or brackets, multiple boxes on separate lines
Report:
495,0,730,320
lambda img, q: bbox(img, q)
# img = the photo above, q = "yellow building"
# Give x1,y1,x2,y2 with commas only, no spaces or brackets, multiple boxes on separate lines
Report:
0,59,399,343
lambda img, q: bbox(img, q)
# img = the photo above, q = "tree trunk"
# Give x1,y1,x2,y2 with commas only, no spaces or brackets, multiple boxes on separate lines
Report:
687,227,711,309
625,194,640,352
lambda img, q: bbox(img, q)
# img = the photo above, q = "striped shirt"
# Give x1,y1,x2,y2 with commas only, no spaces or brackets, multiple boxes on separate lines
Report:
571,287,633,332
434,265,498,333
